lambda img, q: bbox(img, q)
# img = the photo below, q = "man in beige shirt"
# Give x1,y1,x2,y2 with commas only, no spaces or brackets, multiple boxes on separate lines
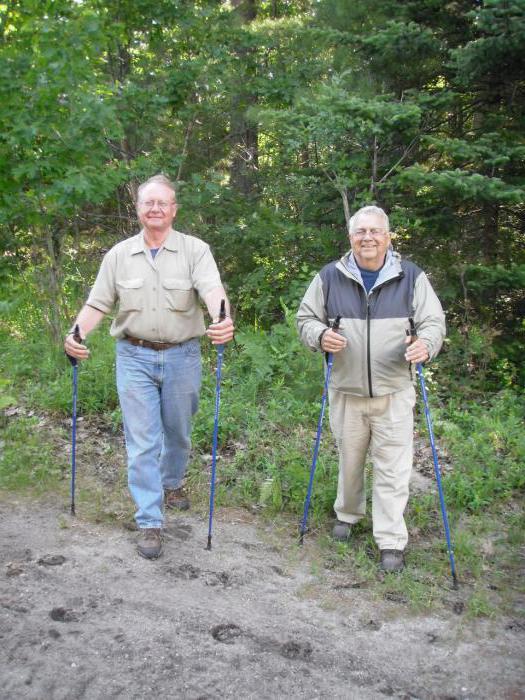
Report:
65,174,234,559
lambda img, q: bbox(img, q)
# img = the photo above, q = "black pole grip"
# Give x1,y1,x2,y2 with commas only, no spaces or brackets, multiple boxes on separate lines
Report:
324,315,342,362
331,315,342,331
219,299,226,322
406,317,417,344
66,324,82,367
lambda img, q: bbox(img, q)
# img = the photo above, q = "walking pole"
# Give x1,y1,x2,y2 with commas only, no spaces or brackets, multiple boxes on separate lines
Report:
299,315,341,545
408,318,458,588
65,324,82,516
206,300,226,551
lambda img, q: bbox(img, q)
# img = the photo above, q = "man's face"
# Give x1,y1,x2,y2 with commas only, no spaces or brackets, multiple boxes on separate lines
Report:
137,183,177,233
349,212,391,270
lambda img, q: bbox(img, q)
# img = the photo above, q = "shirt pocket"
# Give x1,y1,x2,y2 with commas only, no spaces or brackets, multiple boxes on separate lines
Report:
162,278,194,311
116,278,144,312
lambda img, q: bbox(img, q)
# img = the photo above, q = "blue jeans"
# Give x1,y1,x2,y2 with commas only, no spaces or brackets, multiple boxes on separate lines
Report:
116,338,201,528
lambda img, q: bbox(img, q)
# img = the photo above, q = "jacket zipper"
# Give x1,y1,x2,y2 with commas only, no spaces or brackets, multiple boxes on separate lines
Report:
366,295,373,398
365,274,403,399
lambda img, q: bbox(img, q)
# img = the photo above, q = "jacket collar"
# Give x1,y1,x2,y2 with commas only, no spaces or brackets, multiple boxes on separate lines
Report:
337,248,403,289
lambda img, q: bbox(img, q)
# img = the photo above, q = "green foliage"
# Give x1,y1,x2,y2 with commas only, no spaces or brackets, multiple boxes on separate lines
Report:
0,1,125,223
3,284,523,528
1,0,523,335
256,83,423,206
187,309,335,511
0,261,119,413
451,0,525,89
398,166,524,205
0,416,66,491
0,377,16,412
360,20,444,91
438,391,525,512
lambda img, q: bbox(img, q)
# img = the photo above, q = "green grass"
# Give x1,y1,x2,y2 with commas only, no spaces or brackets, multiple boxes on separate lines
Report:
437,391,525,511
0,416,66,491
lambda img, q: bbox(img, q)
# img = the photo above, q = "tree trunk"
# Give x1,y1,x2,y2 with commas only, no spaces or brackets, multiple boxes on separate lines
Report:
229,0,259,197
481,202,499,263
370,135,378,200
43,225,64,343
338,186,351,231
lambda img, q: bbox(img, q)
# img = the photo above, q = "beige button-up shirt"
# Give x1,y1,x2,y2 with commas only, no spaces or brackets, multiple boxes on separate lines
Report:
86,229,223,343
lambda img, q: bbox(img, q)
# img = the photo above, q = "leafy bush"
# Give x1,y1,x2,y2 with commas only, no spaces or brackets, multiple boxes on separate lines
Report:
438,390,525,512
1,281,523,526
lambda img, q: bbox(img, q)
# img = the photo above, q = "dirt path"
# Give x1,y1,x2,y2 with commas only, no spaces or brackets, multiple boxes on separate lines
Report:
1,498,523,700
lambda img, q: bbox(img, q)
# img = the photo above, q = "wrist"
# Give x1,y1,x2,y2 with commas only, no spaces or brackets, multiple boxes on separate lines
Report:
318,327,329,349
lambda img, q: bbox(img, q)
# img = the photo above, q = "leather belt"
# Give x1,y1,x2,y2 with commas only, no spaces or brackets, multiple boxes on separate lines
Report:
125,335,180,351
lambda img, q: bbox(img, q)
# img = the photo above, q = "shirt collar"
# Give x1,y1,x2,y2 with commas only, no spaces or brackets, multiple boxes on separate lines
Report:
163,229,181,252
130,228,180,255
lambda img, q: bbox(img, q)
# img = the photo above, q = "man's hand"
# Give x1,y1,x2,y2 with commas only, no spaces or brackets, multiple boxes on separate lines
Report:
404,336,429,364
64,330,90,361
321,328,347,353
63,306,105,361
206,316,235,345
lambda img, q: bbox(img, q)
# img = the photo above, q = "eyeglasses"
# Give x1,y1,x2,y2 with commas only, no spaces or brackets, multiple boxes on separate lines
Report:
351,228,388,238
139,200,175,211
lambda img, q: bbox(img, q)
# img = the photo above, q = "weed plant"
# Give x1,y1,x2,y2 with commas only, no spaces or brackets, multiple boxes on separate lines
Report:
0,416,66,491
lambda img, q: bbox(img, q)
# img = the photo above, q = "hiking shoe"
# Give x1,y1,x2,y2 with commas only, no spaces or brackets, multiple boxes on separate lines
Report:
137,528,163,559
380,549,405,572
332,520,352,542
165,487,190,511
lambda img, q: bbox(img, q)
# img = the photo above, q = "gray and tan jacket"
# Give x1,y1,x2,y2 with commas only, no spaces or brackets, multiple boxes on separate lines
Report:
296,249,446,398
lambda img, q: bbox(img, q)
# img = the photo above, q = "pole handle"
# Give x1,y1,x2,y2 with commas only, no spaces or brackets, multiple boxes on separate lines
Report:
66,324,82,367
406,317,417,344
219,299,226,322
324,315,342,363
331,314,342,331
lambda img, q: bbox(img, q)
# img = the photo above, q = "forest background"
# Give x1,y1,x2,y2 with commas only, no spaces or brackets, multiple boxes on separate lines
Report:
0,0,523,614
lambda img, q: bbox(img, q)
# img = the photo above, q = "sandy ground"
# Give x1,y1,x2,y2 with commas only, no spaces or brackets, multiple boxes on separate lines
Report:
1,497,524,700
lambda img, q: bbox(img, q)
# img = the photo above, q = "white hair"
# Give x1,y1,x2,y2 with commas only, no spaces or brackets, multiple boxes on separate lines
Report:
349,205,389,233
137,174,176,201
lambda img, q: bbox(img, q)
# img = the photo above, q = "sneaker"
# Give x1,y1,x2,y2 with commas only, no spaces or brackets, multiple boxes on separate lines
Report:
380,549,404,572
164,487,190,511
332,520,352,542
137,528,163,559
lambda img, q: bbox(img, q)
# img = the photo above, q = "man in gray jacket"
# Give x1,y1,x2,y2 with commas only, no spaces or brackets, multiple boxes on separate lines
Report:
297,205,445,572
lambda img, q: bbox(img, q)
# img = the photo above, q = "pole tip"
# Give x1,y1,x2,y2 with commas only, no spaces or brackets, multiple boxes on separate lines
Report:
206,535,212,550
298,532,304,546
70,504,76,516
452,574,459,590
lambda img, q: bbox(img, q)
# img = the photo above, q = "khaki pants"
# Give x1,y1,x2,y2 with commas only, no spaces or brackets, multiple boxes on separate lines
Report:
328,386,416,550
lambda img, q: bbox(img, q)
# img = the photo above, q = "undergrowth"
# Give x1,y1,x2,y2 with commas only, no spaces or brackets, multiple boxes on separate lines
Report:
1,304,523,617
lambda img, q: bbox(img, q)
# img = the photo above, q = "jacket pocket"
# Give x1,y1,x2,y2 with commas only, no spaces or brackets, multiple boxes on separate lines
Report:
163,278,193,311
116,278,144,311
